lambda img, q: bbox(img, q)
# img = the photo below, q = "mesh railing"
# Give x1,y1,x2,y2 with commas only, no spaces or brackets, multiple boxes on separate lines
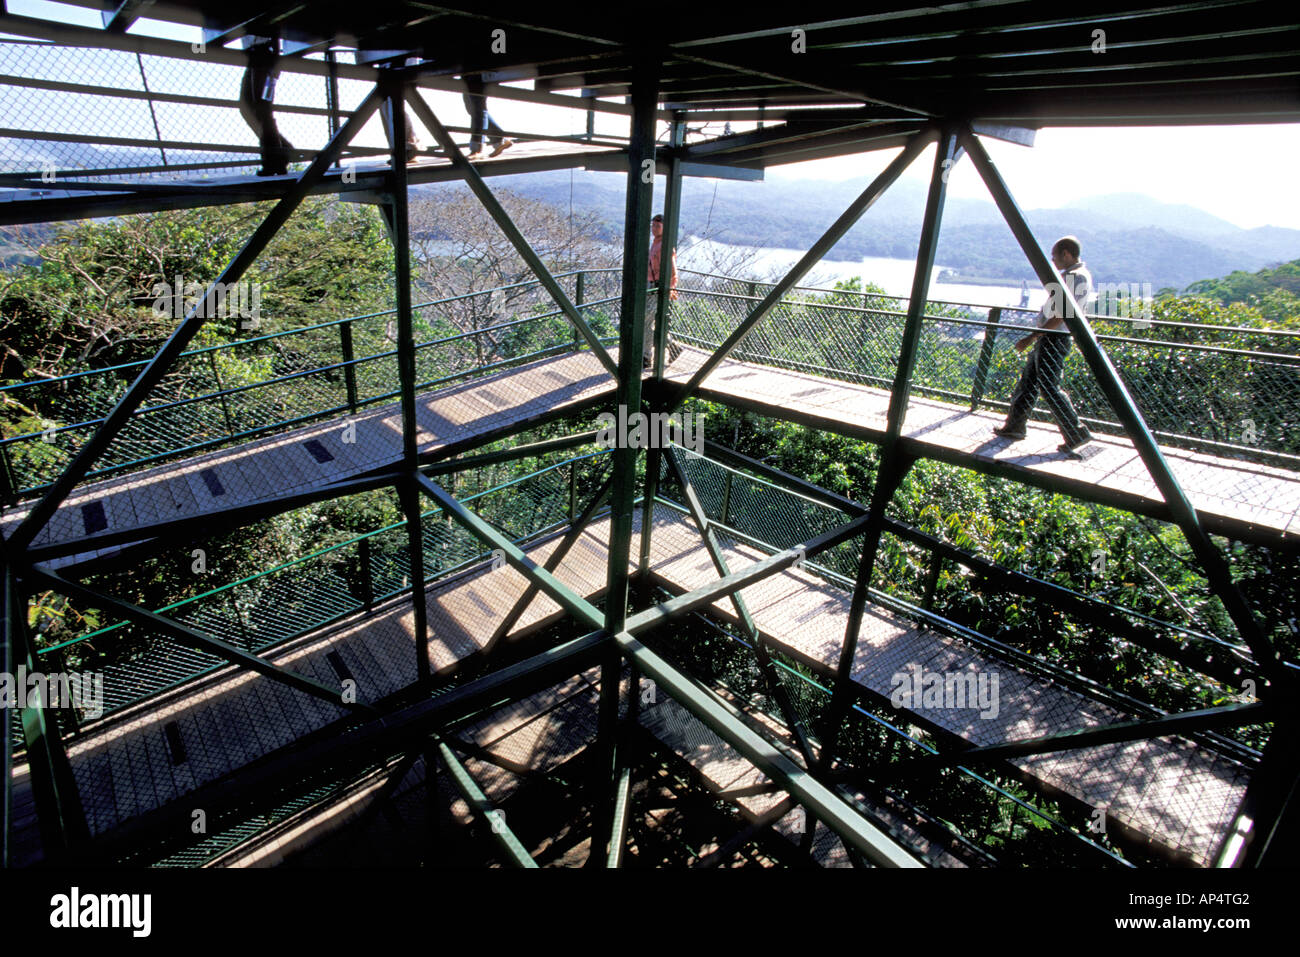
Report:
0,272,617,500
657,447,1260,729
25,449,611,732
671,269,1300,472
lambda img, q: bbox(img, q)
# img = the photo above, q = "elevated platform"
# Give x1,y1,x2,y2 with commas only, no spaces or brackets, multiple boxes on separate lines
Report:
9,502,1251,867
8,345,1297,562
664,346,1300,547
2,348,623,559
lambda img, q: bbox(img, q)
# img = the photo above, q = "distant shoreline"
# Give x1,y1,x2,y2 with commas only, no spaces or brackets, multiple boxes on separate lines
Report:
937,270,1034,287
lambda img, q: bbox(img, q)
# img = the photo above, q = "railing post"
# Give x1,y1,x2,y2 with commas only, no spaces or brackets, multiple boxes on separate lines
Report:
206,352,236,439
0,443,16,507
970,306,1001,410
573,271,585,351
358,535,374,610
921,550,943,611
340,319,359,413
720,470,733,527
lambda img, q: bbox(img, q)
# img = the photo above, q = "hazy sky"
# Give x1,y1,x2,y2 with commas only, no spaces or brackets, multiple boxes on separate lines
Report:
7,0,1299,231
769,125,1300,231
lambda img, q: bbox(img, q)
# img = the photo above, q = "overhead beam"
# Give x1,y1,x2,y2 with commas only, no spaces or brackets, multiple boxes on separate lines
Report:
404,88,619,379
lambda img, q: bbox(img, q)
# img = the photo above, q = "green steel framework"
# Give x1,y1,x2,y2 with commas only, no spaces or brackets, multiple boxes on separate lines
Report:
0,30,1296,869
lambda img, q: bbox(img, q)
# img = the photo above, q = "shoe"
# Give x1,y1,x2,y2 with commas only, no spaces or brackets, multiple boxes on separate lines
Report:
1058,431,1093,456
993,425,1026,440
466,149,484,160
489,138,515,158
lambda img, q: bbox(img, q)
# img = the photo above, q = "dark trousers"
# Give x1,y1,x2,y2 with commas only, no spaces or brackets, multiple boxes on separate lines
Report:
238,57,293,175
1006,333,1090,445
462,83,505,153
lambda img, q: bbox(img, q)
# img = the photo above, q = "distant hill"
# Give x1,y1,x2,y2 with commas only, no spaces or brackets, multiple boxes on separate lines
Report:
5,133,1298,291
413,173,1300,291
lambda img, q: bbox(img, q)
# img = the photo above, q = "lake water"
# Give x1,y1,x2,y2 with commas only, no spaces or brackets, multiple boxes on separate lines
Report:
676,237,1049,313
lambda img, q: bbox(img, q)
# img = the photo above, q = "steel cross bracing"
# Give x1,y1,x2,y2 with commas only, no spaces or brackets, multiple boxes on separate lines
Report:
1,22,1295,866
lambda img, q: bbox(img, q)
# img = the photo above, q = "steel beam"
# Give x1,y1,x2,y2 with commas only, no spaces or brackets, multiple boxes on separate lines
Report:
434,737,538,868
5,569,90,861
403,89,619,378
821,127,960,770
604,54,661,636
664,127,936,416
485,472,616,653
27,567,378,717
960,127,1288,691
384,78,433,685
23,468,406,566
663,448,817,767
624,512,873,634
415,474,605,631
653,115,685,380
1,564,10,868
6,84,387,553
613,631,921,867
884,702,1270,775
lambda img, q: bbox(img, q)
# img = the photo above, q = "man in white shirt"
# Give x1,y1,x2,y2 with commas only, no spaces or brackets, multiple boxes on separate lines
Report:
993,236,1094,456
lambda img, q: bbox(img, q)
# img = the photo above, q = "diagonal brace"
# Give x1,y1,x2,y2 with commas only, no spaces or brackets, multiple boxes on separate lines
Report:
415,473,605,631
404,88,619,378
665,126,937,416
28,566,377,716
877,701,1270,778
486,470,616,653
663,447,818,767
7,83,388,553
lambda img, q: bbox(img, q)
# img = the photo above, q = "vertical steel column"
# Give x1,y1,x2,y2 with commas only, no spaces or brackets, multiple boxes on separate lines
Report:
573,270,585,351
820,129,959,769
2,564,12,868
593,51,659,865
960,128,1286,689
386,78,431,684
340,318,358,412
605,54,659,634
7,571,90,860
652,113,685,380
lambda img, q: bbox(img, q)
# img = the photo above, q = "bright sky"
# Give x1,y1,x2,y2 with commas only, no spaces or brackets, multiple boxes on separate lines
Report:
771,125,1300,231
7,0,1300,231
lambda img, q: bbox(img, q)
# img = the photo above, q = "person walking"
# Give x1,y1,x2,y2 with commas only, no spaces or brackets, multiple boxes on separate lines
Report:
645,213,683,370
993,236,1094,457
462,75,514,158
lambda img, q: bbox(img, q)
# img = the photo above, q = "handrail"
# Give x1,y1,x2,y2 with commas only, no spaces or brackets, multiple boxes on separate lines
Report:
678,266,1300,340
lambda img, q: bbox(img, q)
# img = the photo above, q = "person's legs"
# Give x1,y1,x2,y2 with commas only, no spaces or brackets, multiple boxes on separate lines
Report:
462,92,484,154
1000,344,1043,434
1038,335,1091,448
644,293,658,367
